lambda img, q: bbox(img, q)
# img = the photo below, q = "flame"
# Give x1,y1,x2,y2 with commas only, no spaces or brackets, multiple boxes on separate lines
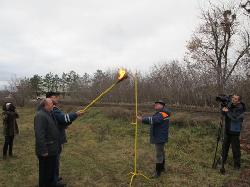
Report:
117,68,127,81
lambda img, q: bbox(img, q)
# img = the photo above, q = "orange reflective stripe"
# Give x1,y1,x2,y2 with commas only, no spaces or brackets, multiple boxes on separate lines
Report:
159,112,168,119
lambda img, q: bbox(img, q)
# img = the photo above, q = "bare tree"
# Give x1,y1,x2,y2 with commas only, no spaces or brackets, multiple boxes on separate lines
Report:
186,3,250,93
8,77,33,106
241,1,250,14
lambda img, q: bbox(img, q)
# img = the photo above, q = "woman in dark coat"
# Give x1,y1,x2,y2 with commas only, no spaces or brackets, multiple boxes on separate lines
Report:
2,102,19,159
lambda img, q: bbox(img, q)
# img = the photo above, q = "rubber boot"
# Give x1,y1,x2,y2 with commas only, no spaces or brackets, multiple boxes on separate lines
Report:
3,147,7,160
9,149,13,157
152,163,161,178
162,159,166,172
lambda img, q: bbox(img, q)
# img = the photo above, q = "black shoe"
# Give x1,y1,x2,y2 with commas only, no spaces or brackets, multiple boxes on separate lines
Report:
220,167,225,174
53,183,66,187
152,172,160,178
161,160,166,172
56,181,66,187
234,165,240,170
151,163,161,178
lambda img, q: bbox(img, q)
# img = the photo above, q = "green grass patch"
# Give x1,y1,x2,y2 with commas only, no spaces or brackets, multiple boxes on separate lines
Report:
0,107,249,186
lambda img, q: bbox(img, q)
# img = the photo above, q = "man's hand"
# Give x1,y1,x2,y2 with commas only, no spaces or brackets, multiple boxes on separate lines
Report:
222,107,229,112
42,153,48,157
137,116,142,121
76,110,85,117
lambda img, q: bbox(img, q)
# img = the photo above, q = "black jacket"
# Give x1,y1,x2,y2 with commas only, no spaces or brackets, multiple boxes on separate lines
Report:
224,102,246,135
34,109,60,156
2,111,19,136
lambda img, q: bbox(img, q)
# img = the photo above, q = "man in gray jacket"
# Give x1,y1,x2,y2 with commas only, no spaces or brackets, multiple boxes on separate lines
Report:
34,98,64,187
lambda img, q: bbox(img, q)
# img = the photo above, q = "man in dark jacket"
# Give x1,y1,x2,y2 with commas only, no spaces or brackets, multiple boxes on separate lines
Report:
34,98,63,187
137,100,171,178
222,95,246,169
2,102,19,159
46,91,84,185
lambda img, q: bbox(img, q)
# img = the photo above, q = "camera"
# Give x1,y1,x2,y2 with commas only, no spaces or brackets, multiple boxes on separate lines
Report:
2,102,16,112
8,103,16,112
216,94,232,108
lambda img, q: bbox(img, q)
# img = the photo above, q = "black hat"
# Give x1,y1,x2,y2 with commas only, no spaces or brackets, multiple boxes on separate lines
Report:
46,91,60,98
155,100,165,106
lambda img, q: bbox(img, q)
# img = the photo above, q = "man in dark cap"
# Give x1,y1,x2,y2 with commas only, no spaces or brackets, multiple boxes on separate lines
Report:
137,100,171,178
46,91,85,186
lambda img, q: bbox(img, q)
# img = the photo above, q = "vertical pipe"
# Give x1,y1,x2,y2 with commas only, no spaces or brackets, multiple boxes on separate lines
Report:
134,74,138,174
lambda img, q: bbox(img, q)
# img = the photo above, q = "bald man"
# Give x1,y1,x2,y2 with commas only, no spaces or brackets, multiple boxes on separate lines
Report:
34,98,64,187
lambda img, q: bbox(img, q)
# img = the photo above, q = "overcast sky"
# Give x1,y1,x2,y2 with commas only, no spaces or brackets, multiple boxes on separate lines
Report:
0,0,224,88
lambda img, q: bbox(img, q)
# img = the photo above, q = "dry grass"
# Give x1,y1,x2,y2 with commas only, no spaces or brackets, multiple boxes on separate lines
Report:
0,107,249,187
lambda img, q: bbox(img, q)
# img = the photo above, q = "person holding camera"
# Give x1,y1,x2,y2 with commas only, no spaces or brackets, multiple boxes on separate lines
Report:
137,100,171,178
222,95,246,169
2,102,19,159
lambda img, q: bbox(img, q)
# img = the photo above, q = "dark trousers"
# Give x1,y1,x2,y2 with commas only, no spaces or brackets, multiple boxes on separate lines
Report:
155,143,165,163
3,135,14,156
222,133,241,167
54,153,60,183
54,145,62,183
38,156,57,187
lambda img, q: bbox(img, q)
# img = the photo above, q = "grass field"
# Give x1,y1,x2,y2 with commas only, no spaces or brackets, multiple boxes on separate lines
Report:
0,106,249,187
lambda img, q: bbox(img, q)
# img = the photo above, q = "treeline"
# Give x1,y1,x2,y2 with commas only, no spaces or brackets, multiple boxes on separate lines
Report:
3,60,250,108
